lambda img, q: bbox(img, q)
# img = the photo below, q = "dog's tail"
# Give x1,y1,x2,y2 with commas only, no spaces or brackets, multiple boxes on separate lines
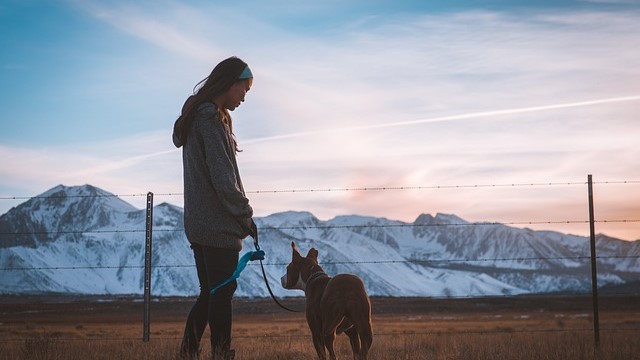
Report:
355,318,373,358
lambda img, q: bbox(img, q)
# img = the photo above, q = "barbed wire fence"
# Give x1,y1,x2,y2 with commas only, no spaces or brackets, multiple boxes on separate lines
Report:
0,175,639,347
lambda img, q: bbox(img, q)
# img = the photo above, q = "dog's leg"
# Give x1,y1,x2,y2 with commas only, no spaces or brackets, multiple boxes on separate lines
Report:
322,315,345,360
311,329,327,360
324,330,338,360
344,327,361,360
349,295,373,360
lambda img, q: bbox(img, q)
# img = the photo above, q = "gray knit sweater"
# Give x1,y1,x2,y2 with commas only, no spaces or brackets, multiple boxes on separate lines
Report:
180,102,253,251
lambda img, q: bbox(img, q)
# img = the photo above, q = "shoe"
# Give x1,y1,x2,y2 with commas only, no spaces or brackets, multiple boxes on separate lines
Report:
179,337,200,359
179,348,199,360
225,349,235,360
213,348,235,360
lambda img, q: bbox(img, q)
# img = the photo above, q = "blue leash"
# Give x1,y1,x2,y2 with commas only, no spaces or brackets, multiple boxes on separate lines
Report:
209,226,301,312
209,249,265,295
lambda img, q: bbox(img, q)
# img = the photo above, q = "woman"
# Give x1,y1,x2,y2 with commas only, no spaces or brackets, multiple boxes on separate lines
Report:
172,56,257,360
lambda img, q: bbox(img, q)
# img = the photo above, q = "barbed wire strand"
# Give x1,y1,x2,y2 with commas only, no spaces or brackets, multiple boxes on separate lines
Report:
1,180,639,201
2,218,640,237
3,254,639,272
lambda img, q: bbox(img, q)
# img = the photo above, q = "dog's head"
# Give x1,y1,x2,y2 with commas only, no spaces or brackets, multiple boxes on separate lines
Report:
281,241,320,291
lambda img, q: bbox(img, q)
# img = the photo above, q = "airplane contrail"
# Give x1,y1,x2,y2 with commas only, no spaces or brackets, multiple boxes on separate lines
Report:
91,94,640,167
244,94,640,144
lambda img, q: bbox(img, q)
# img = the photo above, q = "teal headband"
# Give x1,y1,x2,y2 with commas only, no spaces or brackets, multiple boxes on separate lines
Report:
239,65,253,79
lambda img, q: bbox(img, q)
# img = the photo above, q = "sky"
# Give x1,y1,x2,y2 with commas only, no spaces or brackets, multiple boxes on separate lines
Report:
1,0,639,240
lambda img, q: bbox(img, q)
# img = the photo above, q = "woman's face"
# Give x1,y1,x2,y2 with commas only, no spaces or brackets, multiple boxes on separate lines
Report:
225,78,252,111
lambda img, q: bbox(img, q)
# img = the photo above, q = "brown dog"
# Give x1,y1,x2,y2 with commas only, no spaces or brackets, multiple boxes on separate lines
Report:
281,242,373,360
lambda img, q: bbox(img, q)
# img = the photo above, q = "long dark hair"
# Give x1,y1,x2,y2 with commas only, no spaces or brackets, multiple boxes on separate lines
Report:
172,56,248,148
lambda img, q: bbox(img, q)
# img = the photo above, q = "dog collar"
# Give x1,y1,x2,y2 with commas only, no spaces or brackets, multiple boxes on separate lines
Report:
306,271,327,285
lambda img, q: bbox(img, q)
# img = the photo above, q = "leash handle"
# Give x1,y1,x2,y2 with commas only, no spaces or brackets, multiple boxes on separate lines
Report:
251,219,260,251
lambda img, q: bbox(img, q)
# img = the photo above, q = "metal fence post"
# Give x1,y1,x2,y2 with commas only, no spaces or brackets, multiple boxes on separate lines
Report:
587,175,600,348
143,192,154,342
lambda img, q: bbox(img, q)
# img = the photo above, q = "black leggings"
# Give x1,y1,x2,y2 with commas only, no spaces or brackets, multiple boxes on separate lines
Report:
181,244,239,357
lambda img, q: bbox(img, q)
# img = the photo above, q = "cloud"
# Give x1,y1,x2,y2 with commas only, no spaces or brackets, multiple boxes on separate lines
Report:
0,131,182,211
74,1,222,61
237,9,640,239
3,4,640,239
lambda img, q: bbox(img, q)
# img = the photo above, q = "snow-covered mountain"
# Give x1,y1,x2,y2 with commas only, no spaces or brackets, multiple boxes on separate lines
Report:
1,184,639,297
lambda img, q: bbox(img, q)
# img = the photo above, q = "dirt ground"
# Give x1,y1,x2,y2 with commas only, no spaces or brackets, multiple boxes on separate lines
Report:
1,295,639,359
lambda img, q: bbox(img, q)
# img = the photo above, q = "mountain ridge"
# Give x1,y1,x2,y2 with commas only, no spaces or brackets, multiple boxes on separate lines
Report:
1,184,639,297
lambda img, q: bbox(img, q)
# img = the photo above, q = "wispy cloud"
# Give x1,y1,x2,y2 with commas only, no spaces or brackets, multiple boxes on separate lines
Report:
0,131,182,209
74,1,222,61
2,3,640,239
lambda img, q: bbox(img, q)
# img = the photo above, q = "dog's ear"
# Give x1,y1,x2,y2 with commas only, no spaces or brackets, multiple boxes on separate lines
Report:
291,241,302,260
306,248,319,261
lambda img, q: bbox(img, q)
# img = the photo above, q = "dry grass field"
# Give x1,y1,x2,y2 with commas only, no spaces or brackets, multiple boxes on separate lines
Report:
1,295,639,359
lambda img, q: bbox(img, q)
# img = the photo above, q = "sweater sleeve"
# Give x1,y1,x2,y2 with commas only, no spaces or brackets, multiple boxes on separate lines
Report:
196,104,253,220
